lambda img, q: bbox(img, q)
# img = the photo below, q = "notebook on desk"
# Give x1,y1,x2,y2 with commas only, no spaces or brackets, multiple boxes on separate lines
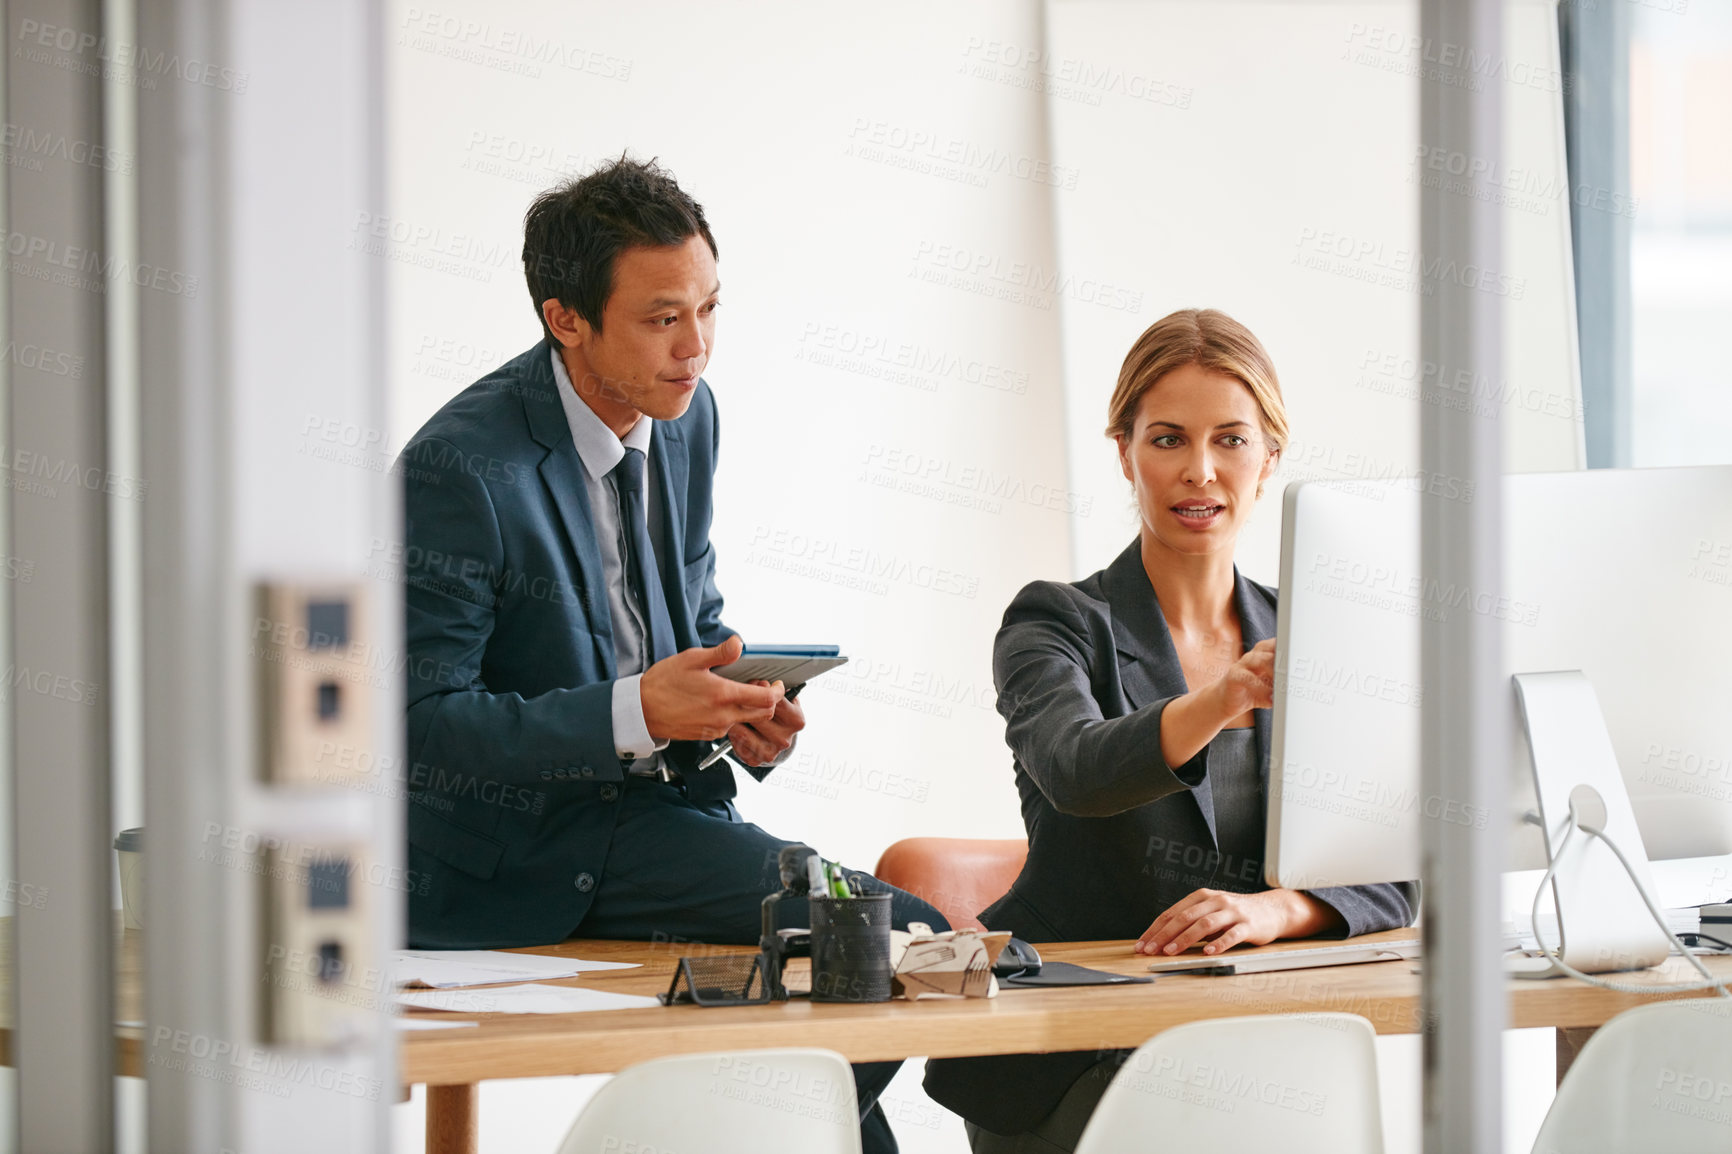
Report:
1144,935,1422,976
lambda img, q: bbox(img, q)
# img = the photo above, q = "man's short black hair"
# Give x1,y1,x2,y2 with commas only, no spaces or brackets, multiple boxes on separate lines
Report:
521,155,718,341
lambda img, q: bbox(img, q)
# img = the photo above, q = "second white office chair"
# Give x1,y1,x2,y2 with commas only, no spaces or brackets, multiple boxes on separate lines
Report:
554,1047,861,1154
1531,996,1732,1153
1073,1012,1386,1154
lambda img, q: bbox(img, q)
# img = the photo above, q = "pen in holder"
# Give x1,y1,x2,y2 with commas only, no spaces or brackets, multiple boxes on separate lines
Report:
809,892,893,1003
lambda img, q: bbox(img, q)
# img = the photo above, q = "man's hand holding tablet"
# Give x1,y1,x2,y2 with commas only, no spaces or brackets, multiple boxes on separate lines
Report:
639,635,788,743
699,643,848,769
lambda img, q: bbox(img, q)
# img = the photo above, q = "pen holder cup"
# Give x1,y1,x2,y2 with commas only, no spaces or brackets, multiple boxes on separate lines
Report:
808,893,893,1003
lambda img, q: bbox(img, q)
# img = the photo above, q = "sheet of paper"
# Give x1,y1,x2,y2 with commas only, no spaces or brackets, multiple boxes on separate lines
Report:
1650,855,1732,910
393,1018,480,1030
391,949,639,988
397,984,660,1015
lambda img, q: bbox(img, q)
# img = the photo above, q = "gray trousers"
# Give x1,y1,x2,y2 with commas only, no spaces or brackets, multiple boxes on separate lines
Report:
962,1058,1119,1154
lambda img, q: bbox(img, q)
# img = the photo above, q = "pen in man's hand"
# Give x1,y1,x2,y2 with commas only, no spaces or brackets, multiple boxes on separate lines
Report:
694,682,805,771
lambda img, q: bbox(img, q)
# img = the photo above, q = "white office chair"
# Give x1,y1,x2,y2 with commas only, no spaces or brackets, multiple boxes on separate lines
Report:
1073,1013,1385,1154
1531,997,1732,1153
554,1047,862,1154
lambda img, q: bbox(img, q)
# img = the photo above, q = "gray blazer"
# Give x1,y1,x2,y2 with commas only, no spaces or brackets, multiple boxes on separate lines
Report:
925,539,1418,1134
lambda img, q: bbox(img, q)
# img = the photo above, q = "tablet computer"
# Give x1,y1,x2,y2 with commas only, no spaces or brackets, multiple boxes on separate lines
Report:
712,644,847,688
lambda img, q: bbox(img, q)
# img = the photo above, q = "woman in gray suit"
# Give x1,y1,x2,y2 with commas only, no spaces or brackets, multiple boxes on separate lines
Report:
924,308,1417,1152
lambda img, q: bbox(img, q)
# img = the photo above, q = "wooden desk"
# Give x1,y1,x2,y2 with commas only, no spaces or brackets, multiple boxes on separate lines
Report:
2,922,1718,1153
402,932,1732,1154
0,919,146,1075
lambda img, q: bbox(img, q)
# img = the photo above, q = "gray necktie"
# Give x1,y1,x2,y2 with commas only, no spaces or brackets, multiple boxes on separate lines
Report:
610,448,677,664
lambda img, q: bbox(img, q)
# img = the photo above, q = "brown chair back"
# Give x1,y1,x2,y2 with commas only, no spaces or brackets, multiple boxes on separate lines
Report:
871,837,1028,931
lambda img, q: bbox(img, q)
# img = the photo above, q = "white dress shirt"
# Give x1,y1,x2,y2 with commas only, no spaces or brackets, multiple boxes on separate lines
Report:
551,350,668,770
551,348,793,774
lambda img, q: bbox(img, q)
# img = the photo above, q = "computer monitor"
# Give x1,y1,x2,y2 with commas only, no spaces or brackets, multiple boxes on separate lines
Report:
1265,465,1732,893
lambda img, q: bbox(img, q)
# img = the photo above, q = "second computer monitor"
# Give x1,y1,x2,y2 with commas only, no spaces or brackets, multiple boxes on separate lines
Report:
1264,465,1732,890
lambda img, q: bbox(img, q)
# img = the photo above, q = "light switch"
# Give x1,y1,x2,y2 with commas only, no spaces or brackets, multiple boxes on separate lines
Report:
254,583,374,785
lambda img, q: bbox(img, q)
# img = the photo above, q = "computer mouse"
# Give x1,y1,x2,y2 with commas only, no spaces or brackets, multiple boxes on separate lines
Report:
993,937,1042,979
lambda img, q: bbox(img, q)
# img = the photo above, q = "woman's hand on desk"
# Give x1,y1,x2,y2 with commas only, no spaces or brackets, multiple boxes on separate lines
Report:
1133,887,1343,956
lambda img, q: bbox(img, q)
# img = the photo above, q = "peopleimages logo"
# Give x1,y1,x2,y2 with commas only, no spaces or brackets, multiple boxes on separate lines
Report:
1281,763,1489,831
1408,145,1637,220
1,122,133,174
396,8,632,81
744,525,980,600
910,240,1144,314
3,229,198,298
3,339,84,379
148,1026,382,1100
796,322,1030,397
860,444,1091,516
1353,347,1585,424
1293,227,1526,300
958,37,1194,109
846,118,1081,190
1341,21,1570,96
15,18,248,92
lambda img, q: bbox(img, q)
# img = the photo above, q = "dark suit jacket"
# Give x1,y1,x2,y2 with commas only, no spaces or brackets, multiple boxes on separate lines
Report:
925,539,1418,1133
398,340,749,948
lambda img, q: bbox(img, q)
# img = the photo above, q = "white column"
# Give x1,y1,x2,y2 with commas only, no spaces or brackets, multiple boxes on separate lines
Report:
1418,1,1509,1151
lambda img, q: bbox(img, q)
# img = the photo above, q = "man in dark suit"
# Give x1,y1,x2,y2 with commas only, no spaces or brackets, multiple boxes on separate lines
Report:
398,157,944,1152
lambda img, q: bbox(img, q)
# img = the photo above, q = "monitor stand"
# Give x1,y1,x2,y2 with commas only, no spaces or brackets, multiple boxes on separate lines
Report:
1506,671,1671,979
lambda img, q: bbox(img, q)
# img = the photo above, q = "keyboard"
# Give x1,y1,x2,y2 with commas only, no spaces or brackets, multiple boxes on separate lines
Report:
1144,936,1421,976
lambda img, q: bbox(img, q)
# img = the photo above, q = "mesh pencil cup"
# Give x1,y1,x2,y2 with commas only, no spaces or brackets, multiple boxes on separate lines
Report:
808,893,892,1003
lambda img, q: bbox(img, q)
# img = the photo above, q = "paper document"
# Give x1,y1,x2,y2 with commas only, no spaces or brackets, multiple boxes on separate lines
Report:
392,949,639,988
397,984,660,1015
394,1018,480,1031
1648,855,1732,910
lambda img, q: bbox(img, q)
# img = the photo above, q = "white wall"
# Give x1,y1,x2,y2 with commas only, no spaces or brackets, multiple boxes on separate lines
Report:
1047,0,1584,584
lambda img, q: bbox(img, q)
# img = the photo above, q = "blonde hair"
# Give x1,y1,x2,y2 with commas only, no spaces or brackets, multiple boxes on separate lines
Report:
1105,308,1288,459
